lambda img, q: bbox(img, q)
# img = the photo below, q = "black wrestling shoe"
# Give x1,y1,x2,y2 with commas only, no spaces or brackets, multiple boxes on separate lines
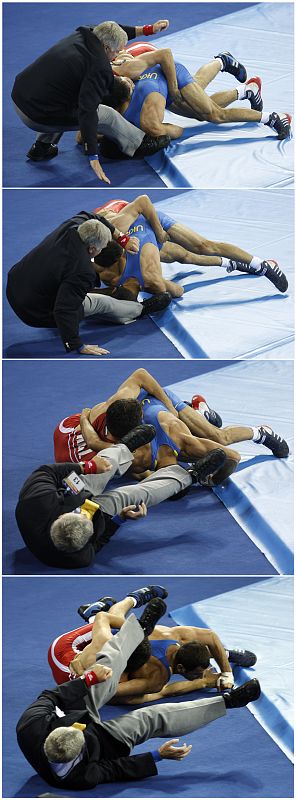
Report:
265,112,291,140
223,678,261,708
78,596,116,622
260,260,288,293
135,133,171,157
228,648,257,667
128,586,168,607
215,51,247,83
121,423,156,452
26,141,58,161
140,292,172,316
189,448,226,486
138,598,167,636
100,134,170,160
256,426,289,458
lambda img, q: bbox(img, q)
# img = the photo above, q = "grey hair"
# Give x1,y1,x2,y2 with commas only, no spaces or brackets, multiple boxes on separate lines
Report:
93,21,128,51
78,219,112,252
44,727,84,763
50,513,94,552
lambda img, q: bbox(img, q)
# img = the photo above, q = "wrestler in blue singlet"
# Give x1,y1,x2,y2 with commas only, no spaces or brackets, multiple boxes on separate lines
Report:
138,388,188,470
118,211,176,289
149,639,179,680
110,628,178,680
123,62,194,129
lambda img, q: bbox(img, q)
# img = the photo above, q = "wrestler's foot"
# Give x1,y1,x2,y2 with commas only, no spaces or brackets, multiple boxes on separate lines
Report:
223,678,261,708
256,426,289,458
259,260,288,293
215,51,247,83
139,598,167,636
100,134,170,160
121,423,156,452
191,394,223,428
26,141,58,161
140,291,172,316
227,258,288,293
228,648,257,667
128,585,168,607
78,596,116,622
189,448,226,486
265,112,291,139
245,76,263,111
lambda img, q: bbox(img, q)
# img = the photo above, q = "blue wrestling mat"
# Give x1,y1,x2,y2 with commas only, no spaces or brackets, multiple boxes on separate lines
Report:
172,577,294,762
3,359,287,576
149,3,293,189
167,360,294,574
3,2,254,189
3,576,293,798
152,189,294,359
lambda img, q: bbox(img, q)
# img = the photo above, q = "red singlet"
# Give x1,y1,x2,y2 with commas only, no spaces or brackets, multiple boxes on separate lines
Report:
48,622,93,684
53,411,113,462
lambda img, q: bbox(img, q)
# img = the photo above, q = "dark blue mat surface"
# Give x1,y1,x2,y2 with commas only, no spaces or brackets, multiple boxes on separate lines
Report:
3,189,188,359
3,576,292,798
3,2,254,188
3,359,276,576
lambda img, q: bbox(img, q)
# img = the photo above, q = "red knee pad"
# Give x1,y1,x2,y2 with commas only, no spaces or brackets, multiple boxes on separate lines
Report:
93,199,129,215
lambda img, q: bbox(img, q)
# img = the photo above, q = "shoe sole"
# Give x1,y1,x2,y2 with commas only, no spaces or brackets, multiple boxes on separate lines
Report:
197,449,226,482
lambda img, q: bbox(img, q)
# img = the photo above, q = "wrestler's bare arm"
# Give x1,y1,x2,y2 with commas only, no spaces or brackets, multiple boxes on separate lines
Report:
182,627,232,674
79,409,113,452
115,49,178,98
120,670,220,704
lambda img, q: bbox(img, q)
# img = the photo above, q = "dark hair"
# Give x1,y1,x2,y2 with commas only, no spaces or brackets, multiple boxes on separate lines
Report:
103,76,131,110
106,398,143,438
94,241,123,268
173,642,210,671
126,637,151,674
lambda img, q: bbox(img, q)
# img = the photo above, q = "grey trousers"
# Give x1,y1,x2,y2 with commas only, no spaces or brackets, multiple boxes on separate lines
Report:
101,695,227,750
81,444,193,515
13,101,144,156
83,293,143,325
85,615,144,723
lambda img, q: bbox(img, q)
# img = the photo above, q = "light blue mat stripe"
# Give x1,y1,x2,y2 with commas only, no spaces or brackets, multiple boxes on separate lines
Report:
150,189,294,359
171,577,294,762
147,4,293,188
167,360,293,573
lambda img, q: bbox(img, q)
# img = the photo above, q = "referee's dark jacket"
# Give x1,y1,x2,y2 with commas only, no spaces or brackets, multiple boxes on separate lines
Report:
6,211,114,352
15,462,120,569
11,25,137,156
16,679,158,790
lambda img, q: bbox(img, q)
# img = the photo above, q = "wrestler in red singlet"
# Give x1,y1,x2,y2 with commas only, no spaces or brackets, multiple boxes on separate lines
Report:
53,411,114,463
48,621,93,684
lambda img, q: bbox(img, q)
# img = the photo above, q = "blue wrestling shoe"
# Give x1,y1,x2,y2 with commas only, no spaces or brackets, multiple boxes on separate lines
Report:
265,112,291,140
260,260,288,293
228,648,257,667
215,51,247,83
78,596,116,622
227,259,288,293
245,77,263,112
257,426,289,458
128,586,168,607
191,394,223,428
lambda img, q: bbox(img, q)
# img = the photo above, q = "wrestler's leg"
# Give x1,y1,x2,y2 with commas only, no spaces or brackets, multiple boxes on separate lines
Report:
160,240,222,267
140,242,184,298
180,82,262,124
178,406,254,445
165,223,254,264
